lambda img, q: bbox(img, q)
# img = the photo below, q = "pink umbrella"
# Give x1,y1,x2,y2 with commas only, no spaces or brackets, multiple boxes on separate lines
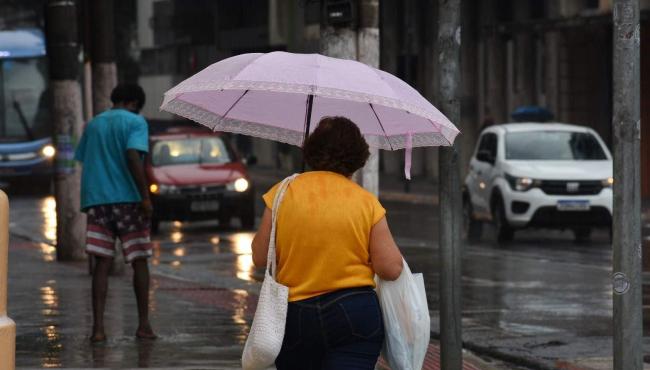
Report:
160,52,459,177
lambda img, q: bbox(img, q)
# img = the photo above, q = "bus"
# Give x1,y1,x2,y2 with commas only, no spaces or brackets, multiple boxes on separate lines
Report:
0,28,55,189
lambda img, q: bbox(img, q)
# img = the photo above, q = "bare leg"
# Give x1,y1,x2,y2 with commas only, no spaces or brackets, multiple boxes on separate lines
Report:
132,258,156,339
92,256,113,342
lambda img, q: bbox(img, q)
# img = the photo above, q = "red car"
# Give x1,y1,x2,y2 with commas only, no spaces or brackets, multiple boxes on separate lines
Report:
146,127,256,231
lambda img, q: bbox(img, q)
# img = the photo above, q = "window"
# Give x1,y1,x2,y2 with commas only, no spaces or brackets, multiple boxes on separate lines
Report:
0,58,49,139
477,133,498,158
505,131,608,160
152,137,233,166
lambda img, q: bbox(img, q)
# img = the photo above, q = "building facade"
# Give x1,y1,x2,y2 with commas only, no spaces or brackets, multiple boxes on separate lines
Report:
2,0,645,190
133,0,650,189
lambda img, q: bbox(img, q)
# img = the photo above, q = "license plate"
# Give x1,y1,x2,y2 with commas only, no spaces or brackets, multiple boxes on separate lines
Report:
191,200,220,212
557,200,590,211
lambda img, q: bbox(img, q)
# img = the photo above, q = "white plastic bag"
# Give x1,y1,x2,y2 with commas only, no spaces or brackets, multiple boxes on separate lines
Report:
375,259,430,370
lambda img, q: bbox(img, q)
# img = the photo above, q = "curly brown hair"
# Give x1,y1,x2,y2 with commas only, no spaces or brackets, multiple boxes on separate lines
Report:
303,116,370,177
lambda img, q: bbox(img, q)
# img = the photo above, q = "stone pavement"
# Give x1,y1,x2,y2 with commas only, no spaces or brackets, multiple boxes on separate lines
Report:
7,232,503,368
9,180,650,370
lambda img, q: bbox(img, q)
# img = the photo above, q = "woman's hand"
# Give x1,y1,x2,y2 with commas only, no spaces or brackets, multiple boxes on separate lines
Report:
251,208,273,268
369,217,403,281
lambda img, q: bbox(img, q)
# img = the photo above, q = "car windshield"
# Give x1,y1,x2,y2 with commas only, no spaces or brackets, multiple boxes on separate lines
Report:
0,58,50,141
152,137,232,166
505,131,608,160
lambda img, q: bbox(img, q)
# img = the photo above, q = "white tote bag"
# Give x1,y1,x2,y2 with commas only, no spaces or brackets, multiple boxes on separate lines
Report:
375,259,431,370
242,174,298,370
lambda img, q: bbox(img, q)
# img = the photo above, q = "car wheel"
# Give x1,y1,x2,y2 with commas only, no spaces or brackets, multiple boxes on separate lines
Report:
463,198,483,242
573,227,592,243
493,200,514,242
151,218,160,234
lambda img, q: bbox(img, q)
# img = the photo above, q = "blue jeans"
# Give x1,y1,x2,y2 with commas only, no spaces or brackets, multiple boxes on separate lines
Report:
275,287,384,370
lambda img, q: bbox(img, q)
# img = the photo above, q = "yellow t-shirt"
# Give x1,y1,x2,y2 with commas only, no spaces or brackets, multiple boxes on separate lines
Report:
262,171,386,301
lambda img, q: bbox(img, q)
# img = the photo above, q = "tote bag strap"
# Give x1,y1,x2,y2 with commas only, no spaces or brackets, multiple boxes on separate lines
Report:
266,173,299,278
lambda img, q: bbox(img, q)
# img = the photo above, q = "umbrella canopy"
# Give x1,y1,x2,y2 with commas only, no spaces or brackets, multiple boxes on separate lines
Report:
160,52,459,152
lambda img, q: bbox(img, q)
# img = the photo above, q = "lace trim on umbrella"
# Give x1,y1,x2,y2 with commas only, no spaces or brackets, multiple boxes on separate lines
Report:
365,133,454,150
164,100,458,150
162,80,458,134
164,100,305,147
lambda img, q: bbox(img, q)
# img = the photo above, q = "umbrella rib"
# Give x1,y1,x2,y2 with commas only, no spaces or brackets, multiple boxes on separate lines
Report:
301,94,315,172
303,94,315,145
214,89,249,130
369,103,394,151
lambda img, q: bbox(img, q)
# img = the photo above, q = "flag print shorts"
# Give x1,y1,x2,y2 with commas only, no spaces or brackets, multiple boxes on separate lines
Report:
85,203,152,263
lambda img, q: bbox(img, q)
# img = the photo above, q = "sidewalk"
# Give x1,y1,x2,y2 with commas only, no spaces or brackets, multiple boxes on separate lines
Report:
7,200,502,369
8,239,501,369
248,166,439,205
9,187,649,370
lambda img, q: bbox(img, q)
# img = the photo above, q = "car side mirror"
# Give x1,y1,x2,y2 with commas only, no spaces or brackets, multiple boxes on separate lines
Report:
243,155,257,166
476,150,495,164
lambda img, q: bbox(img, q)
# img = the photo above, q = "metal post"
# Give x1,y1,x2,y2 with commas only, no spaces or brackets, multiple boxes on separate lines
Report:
612,1,642,369
0,191,15,369
45,0,86,261
437,0,463,369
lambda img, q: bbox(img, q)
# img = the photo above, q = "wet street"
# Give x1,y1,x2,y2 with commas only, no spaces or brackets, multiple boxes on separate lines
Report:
6,189,647,369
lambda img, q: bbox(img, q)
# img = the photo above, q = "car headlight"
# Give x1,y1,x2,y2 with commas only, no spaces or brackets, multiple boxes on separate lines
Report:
41,145,56,158
149,184,159,194
602,177,614,188
505,173,540,192
227,178,250,193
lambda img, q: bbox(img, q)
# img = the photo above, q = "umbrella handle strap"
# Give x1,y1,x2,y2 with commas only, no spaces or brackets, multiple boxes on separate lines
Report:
404,132,413,180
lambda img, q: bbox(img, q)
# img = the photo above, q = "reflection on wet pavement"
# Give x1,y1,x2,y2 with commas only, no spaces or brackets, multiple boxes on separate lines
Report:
40,281,62,368
11,244,251,368
41,196,56,243
6,195,630,367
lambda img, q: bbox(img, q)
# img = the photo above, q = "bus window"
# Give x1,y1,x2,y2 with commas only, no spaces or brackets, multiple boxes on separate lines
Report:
0,58,49,141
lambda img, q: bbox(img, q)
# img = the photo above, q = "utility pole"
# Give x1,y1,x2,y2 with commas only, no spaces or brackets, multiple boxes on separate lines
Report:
612,0,642,369
90,0,117,114
89,0,124,273
81,0,93,122
357,0,379,196
45,0,86,261
437,0,463,368
320,0,379,196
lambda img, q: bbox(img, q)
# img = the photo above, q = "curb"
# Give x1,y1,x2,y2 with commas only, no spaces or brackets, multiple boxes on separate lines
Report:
10,231,53,246
249,172,439,206
380,191,438,205
460,340,556,370
429,331,562,370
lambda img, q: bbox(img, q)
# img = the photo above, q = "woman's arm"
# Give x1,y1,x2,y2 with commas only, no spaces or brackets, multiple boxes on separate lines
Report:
252,207,273,268
369,217,403,281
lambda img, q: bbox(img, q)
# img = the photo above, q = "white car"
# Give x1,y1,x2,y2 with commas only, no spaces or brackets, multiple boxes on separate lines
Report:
463,123,613,242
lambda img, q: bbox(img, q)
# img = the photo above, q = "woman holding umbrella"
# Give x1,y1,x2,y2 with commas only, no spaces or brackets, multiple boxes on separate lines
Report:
251,116,403,369
160,51,460,369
